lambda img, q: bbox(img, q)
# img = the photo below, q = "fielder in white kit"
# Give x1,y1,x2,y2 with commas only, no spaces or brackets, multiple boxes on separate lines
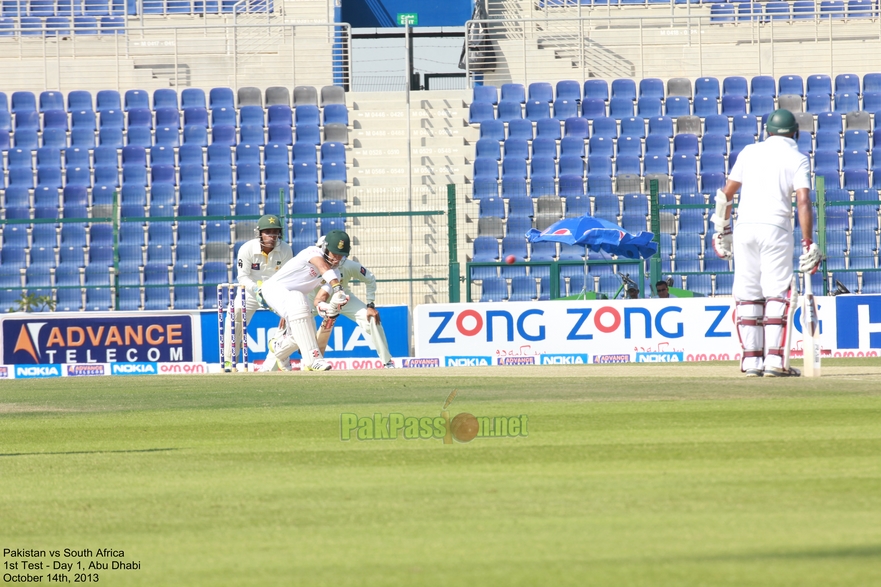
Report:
257,229,352,371
260,234,393,371
711,109,822,377
224,214,293,372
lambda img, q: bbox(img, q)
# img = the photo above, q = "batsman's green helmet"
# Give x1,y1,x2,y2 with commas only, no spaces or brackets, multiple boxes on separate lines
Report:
766,109,798,136
257,214,282,232
324,230,351,255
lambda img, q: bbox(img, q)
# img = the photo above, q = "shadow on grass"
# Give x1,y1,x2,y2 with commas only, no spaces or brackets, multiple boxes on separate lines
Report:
0,448,179,458
693,544,881,562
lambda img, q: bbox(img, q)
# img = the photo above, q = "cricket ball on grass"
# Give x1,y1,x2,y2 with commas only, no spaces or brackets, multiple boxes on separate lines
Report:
451,412,479,443
505,255,517,265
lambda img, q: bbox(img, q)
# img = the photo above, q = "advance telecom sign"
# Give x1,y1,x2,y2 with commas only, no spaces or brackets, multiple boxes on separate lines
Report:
414,295,881,363
2,315,196,365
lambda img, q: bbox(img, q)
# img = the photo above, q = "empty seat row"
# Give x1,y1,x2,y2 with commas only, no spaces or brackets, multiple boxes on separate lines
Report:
0,105,348,133
0,0,274,18
1,142,346,169
710,0,877,23
471,73,881,108
0,0,130,17
0,85,345,114
0,14,123,33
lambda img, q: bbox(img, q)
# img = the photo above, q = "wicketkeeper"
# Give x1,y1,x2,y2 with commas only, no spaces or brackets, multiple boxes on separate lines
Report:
261,235,393,371
257,230,351,372
224,214,293,372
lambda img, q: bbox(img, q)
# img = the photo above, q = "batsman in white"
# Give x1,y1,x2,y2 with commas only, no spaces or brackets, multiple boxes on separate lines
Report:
711,109,821,377
224,214,293,372
261,235,394,371
257,229,352,372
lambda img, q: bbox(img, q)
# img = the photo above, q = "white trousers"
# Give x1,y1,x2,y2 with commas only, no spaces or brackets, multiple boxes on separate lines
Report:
260,283,323,369
733,223,793,301
733,224,794,371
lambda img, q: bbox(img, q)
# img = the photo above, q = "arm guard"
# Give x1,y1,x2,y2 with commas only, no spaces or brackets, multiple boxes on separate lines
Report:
710,189,732,233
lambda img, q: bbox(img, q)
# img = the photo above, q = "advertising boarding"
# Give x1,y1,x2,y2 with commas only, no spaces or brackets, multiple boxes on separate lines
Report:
414,295,881,363
2,314,196,365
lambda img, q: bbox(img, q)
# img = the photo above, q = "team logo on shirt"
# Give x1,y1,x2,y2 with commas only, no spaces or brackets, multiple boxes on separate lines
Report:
251,263,260,270
360,267,366,276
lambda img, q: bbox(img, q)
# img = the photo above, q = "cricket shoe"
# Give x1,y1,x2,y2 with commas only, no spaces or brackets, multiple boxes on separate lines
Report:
744,368,763,377
383,360,395,369
304,359,332,371
267,336,292,372
764,366,801,377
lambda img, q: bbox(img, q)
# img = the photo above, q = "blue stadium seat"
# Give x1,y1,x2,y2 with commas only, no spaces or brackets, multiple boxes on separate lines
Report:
762,1,790,19
834,92,859,113
535,118,561,140
530,137,556,160
579,98,605,121
99,127,123,148
588,135,614,159
70,109,96,133
39,127,65,149
154,126,179,147
806,93,832,114
183,107,208,130
479,277,508,302
647,116,674,138
722,76,748,100
497,99,523,122
730,131,757,155
695,77,720,100
13,128,38,149
591,116,618,140
555,154,584,183
609,96,634,119
473,85,499,106
66,126,93,147
560,118,587,140
636,96,662,118
124,89,149,111
639,78,665,100
172,264,201,309
321,161,346,183
126,126,151,148
700,172,726,194
43,108,68,131
478,120,504,142
469,102,494,124
583,79,609,102
656,96,691,118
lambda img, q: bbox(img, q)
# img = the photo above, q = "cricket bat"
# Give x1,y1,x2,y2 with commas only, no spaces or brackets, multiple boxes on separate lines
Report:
783,277,798,372
801,274,821,377
316,315,336,355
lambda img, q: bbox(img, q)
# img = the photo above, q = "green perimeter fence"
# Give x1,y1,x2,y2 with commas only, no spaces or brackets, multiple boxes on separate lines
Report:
0,180,875,312
456,177,879,301
0,187,453,312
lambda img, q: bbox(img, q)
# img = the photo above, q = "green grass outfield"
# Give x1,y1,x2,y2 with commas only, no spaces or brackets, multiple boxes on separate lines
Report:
2,360,881,587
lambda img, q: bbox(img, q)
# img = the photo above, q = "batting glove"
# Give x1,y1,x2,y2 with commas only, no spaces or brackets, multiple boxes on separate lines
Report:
254,288,269,309
799,239,822,274
317,301,340,319
712,225,733,260
330,290,349,308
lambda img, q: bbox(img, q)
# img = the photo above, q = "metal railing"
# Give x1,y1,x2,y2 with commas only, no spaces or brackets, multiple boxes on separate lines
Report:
0,21,350,93
463,9,881,86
